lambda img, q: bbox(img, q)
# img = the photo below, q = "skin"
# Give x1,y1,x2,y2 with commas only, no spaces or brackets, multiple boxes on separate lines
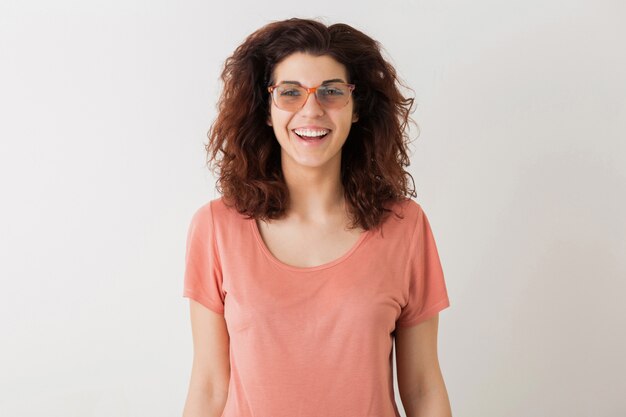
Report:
395,315,453,417
265,52,452,416
182,300,230,417
266,52,359,224
183,52,451,417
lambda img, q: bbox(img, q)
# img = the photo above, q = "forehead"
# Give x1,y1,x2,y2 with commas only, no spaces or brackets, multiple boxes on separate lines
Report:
272,52,348,85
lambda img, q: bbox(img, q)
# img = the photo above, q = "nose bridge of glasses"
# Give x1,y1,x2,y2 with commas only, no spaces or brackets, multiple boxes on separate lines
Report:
302,86,323,107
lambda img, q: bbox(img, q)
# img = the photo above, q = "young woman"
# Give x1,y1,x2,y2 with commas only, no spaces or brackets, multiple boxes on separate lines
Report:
182,17,452,417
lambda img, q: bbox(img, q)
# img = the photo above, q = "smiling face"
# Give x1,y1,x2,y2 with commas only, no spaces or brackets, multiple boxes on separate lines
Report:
267,52,359,174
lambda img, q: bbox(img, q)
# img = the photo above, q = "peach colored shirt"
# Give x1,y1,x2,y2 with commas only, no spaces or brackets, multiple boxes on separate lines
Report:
183,196,450,417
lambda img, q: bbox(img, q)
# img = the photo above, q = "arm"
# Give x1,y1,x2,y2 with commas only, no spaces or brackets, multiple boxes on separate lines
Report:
182,299,231,417
395,314,452,417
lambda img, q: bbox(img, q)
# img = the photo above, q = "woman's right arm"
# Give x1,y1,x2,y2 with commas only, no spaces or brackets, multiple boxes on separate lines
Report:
182,299,230,417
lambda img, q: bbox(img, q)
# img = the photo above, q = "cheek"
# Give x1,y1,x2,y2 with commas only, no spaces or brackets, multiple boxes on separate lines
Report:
336,112,355,130
272,113,293,131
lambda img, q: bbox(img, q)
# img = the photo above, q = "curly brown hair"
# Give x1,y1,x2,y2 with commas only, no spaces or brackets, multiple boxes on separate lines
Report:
205,17,419,232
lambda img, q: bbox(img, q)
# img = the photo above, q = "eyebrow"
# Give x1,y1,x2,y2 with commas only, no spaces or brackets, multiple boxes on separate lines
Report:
278,78,346,85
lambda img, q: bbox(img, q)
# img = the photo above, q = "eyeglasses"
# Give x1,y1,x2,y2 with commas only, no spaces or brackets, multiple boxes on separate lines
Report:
267,82,356,112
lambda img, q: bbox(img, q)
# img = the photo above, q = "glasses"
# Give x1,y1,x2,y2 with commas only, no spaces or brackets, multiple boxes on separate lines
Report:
267,82,356,112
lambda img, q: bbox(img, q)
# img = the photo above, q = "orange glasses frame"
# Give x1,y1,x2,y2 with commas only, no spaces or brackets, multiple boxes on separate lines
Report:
267,83,356,111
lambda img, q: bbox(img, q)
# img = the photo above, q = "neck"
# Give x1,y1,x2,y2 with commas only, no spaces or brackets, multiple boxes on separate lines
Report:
281,157,346,225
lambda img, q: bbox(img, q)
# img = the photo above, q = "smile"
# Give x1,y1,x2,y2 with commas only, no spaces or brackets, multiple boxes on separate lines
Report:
292,129,331,145
293,128,330,139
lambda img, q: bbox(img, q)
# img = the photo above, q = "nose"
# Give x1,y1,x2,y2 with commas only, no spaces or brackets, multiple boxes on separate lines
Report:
299,91,324,116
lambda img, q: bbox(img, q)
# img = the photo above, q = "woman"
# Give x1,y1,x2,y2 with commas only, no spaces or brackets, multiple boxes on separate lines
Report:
182,17,452,417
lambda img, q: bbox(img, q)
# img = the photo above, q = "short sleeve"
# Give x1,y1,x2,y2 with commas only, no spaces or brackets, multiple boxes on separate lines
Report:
182,201,225,315
396,204,450,328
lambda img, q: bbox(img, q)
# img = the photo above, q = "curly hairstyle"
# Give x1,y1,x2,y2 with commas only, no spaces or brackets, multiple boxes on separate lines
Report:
206,17,419,232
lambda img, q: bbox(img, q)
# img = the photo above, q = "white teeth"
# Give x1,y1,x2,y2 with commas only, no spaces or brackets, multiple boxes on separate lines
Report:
294,129,329,137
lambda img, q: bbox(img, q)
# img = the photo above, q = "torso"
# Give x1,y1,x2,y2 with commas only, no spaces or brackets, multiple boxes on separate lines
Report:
255,216,366,268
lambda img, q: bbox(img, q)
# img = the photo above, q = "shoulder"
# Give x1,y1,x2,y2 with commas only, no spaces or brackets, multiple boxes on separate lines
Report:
388,197,423,223
191,196,232,217
403,197,423,214
370,198,424,240
189,196,247,233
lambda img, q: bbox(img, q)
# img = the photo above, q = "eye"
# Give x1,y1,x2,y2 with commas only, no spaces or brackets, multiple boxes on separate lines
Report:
320,86,345,96
279,89,301,96
277,85,304,97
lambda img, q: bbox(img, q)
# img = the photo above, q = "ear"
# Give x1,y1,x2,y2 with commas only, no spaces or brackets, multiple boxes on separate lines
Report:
352,112,359,123
267,115,273,126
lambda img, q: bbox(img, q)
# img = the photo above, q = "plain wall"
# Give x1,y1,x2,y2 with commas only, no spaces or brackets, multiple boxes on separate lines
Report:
1,0,624,416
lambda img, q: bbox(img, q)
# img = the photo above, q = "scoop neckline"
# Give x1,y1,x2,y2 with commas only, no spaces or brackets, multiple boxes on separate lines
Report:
250,217,371,272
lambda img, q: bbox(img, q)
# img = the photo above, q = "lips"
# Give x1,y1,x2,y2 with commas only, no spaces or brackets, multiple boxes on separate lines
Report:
292,128,331,140
294,131,329,140
291,130,331,146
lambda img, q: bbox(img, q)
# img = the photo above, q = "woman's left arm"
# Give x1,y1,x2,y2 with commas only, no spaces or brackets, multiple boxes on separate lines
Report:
395,314,452,417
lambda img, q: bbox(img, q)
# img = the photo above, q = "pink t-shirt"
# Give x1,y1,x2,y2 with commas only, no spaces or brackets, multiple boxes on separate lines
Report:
183,196,450,417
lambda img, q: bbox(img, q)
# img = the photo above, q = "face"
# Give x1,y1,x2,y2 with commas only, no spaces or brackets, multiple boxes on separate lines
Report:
267,52,359,173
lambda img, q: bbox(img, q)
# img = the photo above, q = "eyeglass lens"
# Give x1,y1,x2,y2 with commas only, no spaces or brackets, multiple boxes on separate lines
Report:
273,83,351,111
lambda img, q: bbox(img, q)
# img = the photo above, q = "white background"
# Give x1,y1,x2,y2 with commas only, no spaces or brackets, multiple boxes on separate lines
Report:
1,1,625,416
